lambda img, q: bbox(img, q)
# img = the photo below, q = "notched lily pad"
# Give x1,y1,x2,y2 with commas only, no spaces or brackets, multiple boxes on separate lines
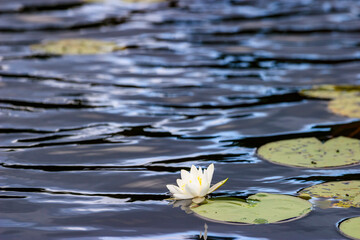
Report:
31,38,123,55
298,181,360,208
339,216,360,240
257,136,360,168
300,85,360,99
190,193,312,224
329,97,360,119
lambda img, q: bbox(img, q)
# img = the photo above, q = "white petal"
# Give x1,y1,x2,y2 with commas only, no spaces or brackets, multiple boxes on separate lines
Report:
181,169,190,181
167,184,182,195
176,179,183,187
174,193,193,200
199,184,210,197
190,165,197,175
202,170,210,187
206,163,214,184
185,180,199,197
198,174,210,197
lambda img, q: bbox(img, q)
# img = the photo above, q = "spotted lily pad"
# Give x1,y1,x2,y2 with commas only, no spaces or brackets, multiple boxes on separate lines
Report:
31,38,123,55
300,85,360,99
257,136,360,168
298,181,360,208
190,193,312,224
339,217,360,240
328,97,360,119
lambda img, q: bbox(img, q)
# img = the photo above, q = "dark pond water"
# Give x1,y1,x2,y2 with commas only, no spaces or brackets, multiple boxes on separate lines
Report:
1,0,360,239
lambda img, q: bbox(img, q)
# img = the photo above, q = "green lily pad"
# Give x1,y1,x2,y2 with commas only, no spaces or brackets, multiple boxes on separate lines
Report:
329,97,360,119
31,38,123,55
298,181,360,208
191,193,312,224
353,194,360,205
339,217,360,240
300,85,360,99
257,136,360,168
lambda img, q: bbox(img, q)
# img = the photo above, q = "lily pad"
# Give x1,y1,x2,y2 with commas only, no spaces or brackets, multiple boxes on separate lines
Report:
328,97,360,119
300,85,360,99
298,181,360,208
191,193,312,224
257,136,360,168
31,38,123,55
339,217,360,240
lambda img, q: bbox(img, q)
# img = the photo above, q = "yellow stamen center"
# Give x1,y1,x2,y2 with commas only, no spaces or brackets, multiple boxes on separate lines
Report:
198,176,202,185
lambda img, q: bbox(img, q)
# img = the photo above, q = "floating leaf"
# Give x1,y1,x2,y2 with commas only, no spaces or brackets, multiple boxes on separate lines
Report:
191,193,312,224
329,97,360,119
298,181,360,208
300,85,360,99
257,136,360,168
339,217,360,240
31,38,123,55
300,85,360,119
353,194,360,205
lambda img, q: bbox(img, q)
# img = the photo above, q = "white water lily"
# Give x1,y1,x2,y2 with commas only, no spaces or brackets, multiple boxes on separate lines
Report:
166,164,228,202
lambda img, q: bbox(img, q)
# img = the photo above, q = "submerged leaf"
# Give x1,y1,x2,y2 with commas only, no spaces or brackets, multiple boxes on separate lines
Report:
257,136,360,168
31,38,122,55
329,97,360,119
338,216,360,240
122,0,166,2
18,15,61,24
191,193,312,224
300,85,360,99
85,0,166,3
298,181,360,208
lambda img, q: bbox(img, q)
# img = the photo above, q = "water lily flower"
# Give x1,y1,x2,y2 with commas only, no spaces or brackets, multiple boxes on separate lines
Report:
166,164,228,202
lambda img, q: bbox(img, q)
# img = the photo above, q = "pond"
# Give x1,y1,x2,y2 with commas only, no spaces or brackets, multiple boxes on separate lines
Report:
0,0,360,239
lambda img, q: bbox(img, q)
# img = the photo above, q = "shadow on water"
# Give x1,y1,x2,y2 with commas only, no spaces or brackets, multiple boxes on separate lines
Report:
0,186,168,202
